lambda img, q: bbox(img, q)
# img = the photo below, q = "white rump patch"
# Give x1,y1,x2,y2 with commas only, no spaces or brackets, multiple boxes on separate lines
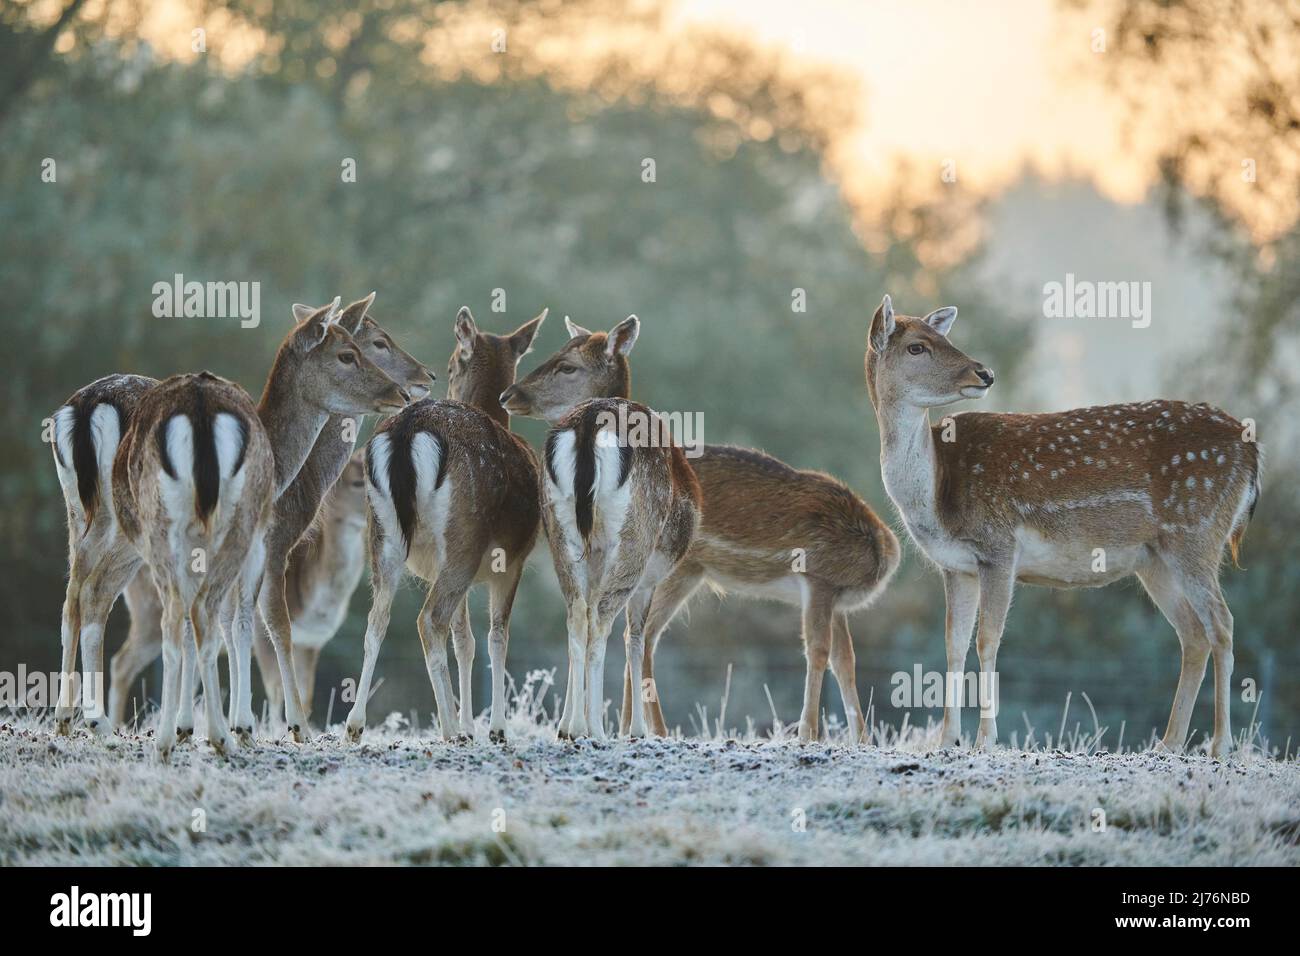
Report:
159,414,196,523
366,433,393,497
547,429,578,500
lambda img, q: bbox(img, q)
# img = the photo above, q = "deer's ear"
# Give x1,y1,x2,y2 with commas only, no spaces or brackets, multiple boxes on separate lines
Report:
293,296,342,351
564,315,593,340
606,315,640,357
509,308,547,360
870,294,896,351
337,291,377,335
291,303,317,323
454,306,478,356
923,306,958,336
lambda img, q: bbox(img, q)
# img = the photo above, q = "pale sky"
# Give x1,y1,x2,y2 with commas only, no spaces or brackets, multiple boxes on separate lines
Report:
673,0,1153,203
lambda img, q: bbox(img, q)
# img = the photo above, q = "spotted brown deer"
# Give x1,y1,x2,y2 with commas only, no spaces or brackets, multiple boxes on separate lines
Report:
51,299,412,743
865,294,1261,757
111,371,276,761
106,451,370,728
502,317,898,742
344,307,546,744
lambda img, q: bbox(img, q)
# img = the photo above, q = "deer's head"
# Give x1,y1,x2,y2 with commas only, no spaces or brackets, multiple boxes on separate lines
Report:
283,299,410,416
292,293,435,400
866,294,994,411
500,315,638,423
321,450,369,532
445,307,547,423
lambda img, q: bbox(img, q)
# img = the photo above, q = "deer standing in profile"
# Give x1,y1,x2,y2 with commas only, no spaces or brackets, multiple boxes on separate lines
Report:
110,371,276,762
344,307,546,744
502,317,898,742
51,298,413,744
245,294,430,741
865,294,1261,757
106,451,370,728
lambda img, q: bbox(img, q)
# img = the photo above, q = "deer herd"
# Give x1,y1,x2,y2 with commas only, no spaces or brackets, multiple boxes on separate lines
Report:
48,293,1261,762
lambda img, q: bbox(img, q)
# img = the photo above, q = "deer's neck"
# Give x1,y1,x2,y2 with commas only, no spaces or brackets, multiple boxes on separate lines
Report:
877,402,943,533
456,379,510,430
258,370,331,499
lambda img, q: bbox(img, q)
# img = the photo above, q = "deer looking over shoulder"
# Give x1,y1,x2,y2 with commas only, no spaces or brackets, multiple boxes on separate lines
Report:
502,316,898,743
865,294,1261,757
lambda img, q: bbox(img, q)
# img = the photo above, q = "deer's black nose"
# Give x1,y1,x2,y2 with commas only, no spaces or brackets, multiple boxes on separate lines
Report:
976,367,995,387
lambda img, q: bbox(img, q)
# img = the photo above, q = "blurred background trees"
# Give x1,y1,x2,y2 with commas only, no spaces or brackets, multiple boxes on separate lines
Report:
1,0,1295,747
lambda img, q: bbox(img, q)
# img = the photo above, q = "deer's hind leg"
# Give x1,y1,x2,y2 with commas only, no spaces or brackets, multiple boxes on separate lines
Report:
192,596,233,757
1137,556,1210,753
486,561,525,744
1171,558,1235,758
76,545,142,737
449,596,475,742
621,561,703,737
797,584,835,743
418,572,475,743
155,588,187,764
829,612,866,746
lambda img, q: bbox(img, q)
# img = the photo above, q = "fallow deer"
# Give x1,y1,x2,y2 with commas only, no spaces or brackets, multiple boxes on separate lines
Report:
344,307,546,744
865,294,1261,757
501,317,898,742
110,371,276,761
244,293,431,741
52,298,411,743
502,316,703,739
106,451,370,728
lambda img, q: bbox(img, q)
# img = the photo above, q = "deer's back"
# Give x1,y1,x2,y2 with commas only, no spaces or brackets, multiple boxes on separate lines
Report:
368,399,540,572
689,444,899,596
934,400,1260,580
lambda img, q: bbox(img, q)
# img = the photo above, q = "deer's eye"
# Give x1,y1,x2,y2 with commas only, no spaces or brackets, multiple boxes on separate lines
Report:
907,343,927,356
373,339,390,350
557,364,577,375
339,351,357,365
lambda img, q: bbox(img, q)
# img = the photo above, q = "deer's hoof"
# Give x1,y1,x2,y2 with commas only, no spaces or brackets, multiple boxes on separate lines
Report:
452,733,472,746
175,726,193,744
156,743,173,765
234,726,255,746
54,718,72,737
489,729,507,745
344,724,363,744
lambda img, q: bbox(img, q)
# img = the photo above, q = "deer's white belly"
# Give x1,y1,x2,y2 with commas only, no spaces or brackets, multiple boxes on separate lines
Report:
1014,526,1145,587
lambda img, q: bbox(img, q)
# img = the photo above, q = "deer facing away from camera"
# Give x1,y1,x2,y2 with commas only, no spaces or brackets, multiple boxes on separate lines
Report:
53,299,411,746
91,297,429,735
344,307,546,744
106,451,370,727
111,371,276,761
502,316,898,742
865,295,1261,757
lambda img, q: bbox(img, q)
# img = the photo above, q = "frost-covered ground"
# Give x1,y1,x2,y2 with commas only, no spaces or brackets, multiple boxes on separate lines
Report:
2,678,1297,866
